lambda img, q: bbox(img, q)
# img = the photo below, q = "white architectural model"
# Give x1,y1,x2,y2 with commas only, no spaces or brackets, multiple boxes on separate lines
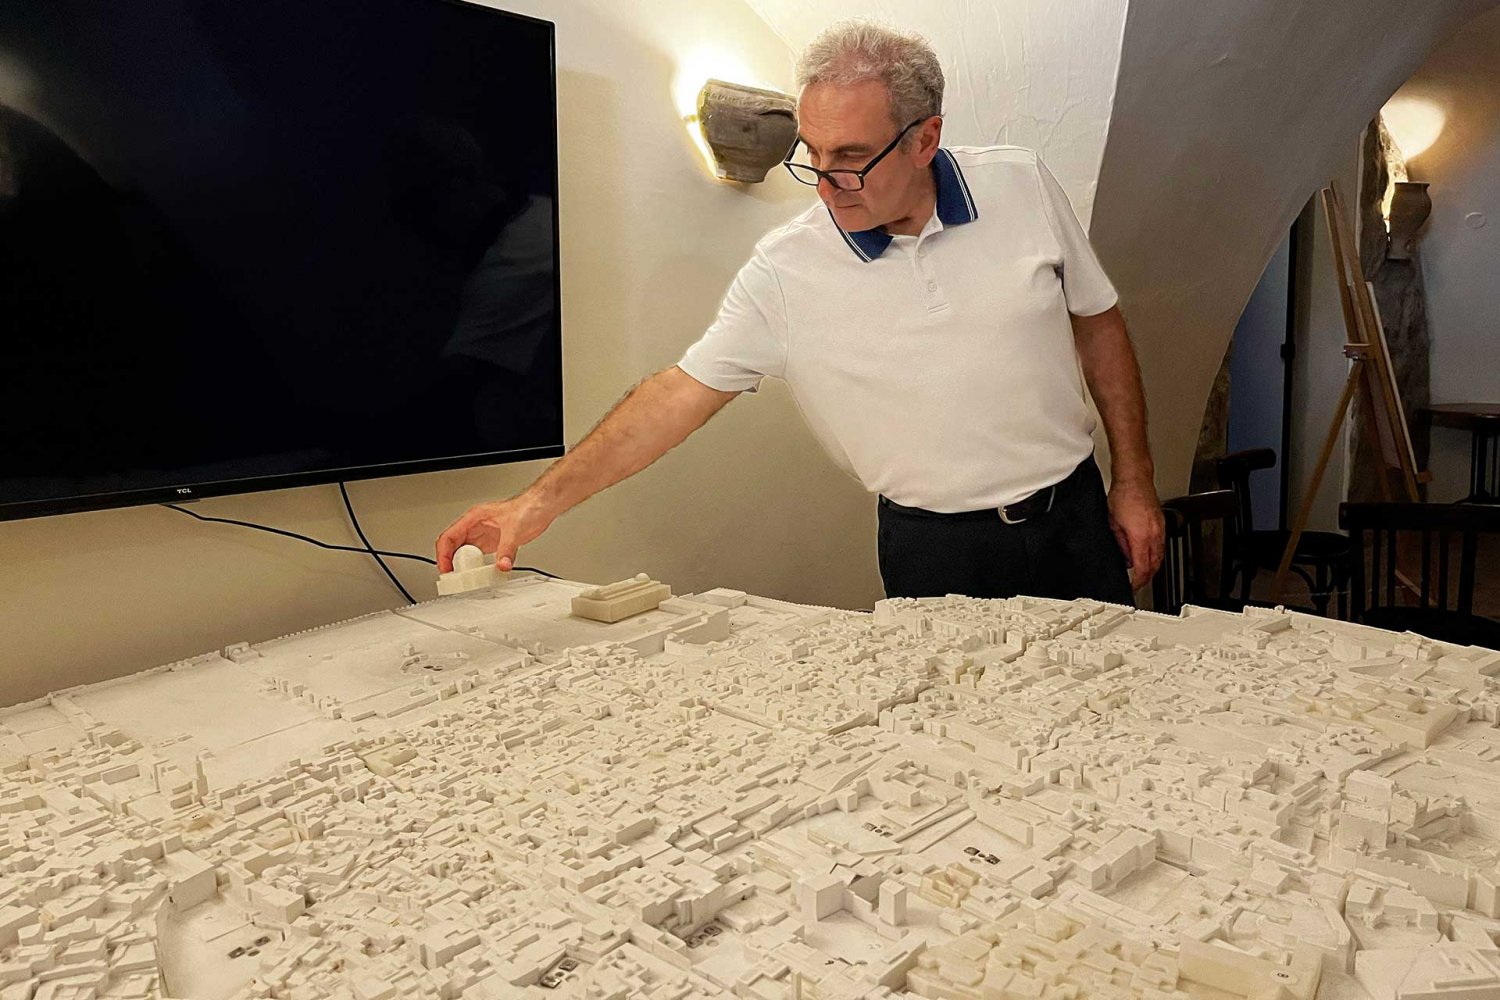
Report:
2,573,1498,1000
435,545,511,596
571,573,672,623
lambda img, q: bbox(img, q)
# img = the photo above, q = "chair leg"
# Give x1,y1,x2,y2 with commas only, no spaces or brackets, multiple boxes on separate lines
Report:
1310,564,1333,617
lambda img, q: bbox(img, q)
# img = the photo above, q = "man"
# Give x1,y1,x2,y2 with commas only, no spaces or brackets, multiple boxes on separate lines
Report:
437,22,1163,604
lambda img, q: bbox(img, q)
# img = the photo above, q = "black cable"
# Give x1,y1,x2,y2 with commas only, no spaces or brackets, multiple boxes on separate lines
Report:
338,482,417,604
163,502,437,564
163,498,563,583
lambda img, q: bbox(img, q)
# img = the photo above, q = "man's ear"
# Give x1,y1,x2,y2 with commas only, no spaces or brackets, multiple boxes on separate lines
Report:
918,116,943,164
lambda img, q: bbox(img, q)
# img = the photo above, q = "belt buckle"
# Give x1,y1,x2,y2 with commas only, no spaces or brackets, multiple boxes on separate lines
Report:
997,486,1055,525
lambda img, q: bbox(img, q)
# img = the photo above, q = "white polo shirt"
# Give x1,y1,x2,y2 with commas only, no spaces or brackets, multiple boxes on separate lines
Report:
677,146,1118,513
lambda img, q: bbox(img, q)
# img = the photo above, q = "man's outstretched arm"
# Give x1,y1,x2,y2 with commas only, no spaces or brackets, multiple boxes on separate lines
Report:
1071,305,1164,590
437,366,738,571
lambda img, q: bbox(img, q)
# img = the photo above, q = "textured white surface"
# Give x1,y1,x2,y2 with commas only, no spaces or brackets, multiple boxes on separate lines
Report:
4,572,1499,998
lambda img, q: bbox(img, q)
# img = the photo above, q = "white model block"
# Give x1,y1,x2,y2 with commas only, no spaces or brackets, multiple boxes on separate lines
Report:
161,850,217,911
1179,940,1321,1000
1346,769,1395,806
570,573,671,623
1355,946,1500,1000
878,882,907,925
694,587,748,608
435,544,511,595
0,907,36,948
1336,802,1391,851
249,883,305,924
798,873,844,921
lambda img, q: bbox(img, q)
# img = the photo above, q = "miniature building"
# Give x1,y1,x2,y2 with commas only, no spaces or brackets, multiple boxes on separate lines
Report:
436,544,512,596
570,572,672,623
2,575,1498,999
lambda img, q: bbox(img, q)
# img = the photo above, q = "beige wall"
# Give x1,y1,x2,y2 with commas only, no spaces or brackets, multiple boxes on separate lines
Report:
0,0,882,706
1387,7,1500,501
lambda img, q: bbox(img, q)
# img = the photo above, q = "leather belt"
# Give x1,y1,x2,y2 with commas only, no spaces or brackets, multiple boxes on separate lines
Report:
878,483,1059,525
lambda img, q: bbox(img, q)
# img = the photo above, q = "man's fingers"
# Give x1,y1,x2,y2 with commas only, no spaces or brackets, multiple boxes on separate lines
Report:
1146,518,1166,576
1129,543,1150,588
436,529,460,573
436,512,478,572
1131,525,1164,588
1109,497,1165,592
495,540,518,572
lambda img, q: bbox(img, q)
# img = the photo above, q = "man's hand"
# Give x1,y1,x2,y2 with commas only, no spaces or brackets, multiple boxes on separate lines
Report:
434,366,740,576
1107,478,1165,590
437,495,553,573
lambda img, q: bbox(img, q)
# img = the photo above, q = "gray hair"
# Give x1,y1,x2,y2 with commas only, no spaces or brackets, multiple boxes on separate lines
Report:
795,21,944,144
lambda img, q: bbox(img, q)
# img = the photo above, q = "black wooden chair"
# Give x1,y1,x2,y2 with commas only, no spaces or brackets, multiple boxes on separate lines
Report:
1153,490,1243,616
1341,502,1500,647
1217,448,1351,615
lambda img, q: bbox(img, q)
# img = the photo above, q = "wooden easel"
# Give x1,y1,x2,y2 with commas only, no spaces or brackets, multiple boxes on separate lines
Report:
1270,183,1425,601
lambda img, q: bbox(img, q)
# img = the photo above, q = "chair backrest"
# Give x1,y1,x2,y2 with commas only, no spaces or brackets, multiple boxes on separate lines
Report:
1153,507,1188,615
1154,490,1239,615
1215,448,1276,536
1340,502,1500,644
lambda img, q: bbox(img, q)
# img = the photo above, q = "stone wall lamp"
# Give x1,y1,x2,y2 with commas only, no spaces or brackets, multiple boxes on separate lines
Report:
692,79,797,183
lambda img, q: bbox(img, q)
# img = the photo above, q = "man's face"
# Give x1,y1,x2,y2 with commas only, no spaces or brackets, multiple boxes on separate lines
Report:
795,79,933,233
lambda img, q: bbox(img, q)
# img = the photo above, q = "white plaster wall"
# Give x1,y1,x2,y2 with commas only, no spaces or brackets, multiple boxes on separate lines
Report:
1089,0,1499,498
1387,6,1500,502
0,0,883,706
741,0,1128,226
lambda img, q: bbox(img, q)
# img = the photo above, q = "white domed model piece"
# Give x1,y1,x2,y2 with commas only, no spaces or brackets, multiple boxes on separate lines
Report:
435,543,511,596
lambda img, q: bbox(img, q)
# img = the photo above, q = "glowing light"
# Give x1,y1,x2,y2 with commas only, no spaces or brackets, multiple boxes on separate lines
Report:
1378,133,1408,229
1380,96,1446,161
683,111,719,177
671,47,769,119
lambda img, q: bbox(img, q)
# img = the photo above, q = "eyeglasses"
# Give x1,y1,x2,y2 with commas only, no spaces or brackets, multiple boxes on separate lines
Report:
783,117,931,191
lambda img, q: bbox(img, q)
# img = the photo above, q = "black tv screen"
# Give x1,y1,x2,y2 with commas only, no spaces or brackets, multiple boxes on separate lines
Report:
0,0,563,521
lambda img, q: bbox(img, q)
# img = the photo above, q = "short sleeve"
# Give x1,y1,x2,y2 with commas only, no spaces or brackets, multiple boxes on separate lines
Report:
677,250,787,394
1034,156,1119,317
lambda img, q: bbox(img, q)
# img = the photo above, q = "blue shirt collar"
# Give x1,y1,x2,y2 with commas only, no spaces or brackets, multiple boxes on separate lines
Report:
830,148,979,263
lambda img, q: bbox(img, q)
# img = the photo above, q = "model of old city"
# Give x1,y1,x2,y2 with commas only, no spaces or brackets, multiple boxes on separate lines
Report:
4,547,1498,999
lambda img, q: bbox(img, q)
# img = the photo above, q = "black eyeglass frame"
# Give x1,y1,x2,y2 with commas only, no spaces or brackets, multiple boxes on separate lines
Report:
782,116,934,191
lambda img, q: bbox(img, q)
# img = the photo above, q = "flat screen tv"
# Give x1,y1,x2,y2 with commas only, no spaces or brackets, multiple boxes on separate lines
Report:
0,0,563,521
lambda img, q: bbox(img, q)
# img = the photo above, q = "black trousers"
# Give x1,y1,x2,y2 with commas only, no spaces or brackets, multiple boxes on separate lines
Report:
876,456,1134,605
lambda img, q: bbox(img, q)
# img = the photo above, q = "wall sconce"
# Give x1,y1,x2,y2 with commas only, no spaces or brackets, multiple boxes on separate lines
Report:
691,79,797,183
1386,180,1432,260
